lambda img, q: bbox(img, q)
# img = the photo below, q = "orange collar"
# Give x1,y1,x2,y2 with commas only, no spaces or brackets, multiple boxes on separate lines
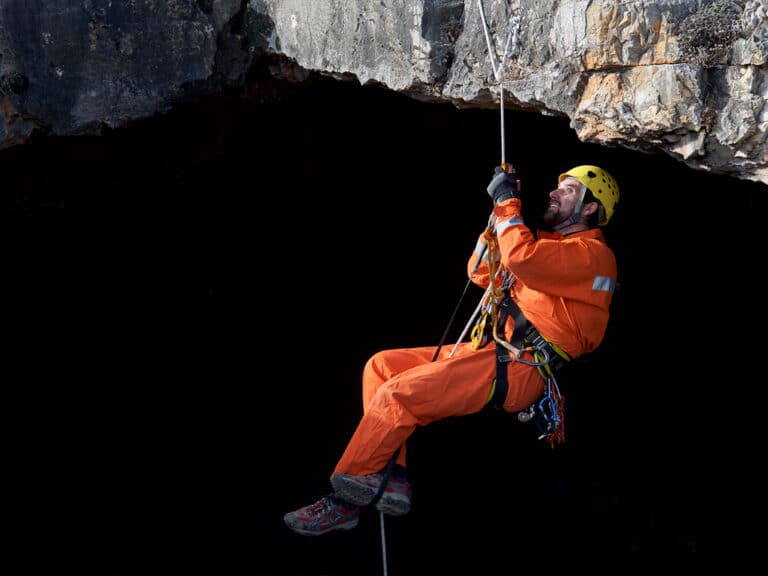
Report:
537,228,606,241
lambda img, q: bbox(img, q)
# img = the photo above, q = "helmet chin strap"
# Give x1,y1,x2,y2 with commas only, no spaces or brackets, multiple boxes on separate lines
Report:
553,183,587,231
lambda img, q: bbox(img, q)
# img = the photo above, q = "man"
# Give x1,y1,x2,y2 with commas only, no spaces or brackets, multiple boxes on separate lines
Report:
284,165,620,536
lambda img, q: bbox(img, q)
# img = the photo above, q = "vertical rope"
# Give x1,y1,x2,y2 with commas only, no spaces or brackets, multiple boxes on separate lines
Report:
499,75,505,166
375,447,401,575
478,0,500,82
478,1,520,168
377,7,522,575
380,511,388,576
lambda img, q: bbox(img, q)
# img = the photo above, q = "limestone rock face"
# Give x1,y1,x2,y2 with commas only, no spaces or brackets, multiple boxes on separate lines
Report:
1,0,766,185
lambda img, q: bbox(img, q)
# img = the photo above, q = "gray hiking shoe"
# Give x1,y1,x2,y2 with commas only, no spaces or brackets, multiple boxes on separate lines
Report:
283,494,360,536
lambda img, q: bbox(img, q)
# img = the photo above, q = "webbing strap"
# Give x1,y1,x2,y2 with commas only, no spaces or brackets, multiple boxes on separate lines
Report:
486,349,509,407
497,295,530,349
485,295,525,409
486,295,570,409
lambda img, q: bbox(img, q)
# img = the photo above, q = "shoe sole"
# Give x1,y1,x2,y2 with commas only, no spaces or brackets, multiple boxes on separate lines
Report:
375,495,410,516
331,475,411,516
331,474,377,506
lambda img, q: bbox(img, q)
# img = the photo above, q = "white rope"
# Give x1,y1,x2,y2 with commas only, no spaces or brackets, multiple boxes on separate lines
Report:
478,1,520,80
499,68,506,166
477,1,520,167
498,15,520,166
478,0,501,81
449,284,492,358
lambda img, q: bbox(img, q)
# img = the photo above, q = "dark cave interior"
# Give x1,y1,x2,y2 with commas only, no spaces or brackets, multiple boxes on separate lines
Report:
1,71,761,575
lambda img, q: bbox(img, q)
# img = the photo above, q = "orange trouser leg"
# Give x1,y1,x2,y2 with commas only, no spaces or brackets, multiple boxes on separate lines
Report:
332,341,544,477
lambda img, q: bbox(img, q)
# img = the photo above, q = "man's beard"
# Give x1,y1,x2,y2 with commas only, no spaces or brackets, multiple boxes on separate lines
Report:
542,206,565,229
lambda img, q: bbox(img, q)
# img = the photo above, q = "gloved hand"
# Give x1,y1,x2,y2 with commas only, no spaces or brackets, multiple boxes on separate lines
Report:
486,166,519,204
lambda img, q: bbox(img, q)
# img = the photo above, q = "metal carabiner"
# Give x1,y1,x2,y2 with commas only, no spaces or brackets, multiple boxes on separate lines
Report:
515,345,551,367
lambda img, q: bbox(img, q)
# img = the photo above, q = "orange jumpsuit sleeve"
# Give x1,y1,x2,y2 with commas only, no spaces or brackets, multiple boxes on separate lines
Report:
467,231,496,289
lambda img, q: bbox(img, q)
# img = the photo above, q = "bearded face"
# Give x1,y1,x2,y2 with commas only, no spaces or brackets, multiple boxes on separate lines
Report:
542,177,584,228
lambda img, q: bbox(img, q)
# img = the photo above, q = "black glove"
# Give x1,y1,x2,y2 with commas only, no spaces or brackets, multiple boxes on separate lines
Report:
486,166,519,204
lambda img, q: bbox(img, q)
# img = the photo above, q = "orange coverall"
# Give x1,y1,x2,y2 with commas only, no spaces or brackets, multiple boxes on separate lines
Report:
332,197,617,477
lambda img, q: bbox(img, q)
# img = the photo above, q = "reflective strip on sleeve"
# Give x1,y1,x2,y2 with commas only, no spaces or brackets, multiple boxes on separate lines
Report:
495,216,524,236
593,276,616,293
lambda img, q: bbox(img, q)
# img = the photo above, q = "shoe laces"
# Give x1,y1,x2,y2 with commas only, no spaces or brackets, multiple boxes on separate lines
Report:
303,494,335,517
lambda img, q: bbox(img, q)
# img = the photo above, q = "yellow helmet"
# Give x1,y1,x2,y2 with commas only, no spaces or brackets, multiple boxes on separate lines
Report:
558,165,619,226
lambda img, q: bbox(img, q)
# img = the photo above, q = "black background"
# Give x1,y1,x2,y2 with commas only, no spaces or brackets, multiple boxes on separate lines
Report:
1,71,761,575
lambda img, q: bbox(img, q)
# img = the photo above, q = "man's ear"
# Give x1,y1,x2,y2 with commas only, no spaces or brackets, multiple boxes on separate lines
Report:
581,201,599,217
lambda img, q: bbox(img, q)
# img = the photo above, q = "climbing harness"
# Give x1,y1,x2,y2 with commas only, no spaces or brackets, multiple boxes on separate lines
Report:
470,221,569,447
488,308,569,447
